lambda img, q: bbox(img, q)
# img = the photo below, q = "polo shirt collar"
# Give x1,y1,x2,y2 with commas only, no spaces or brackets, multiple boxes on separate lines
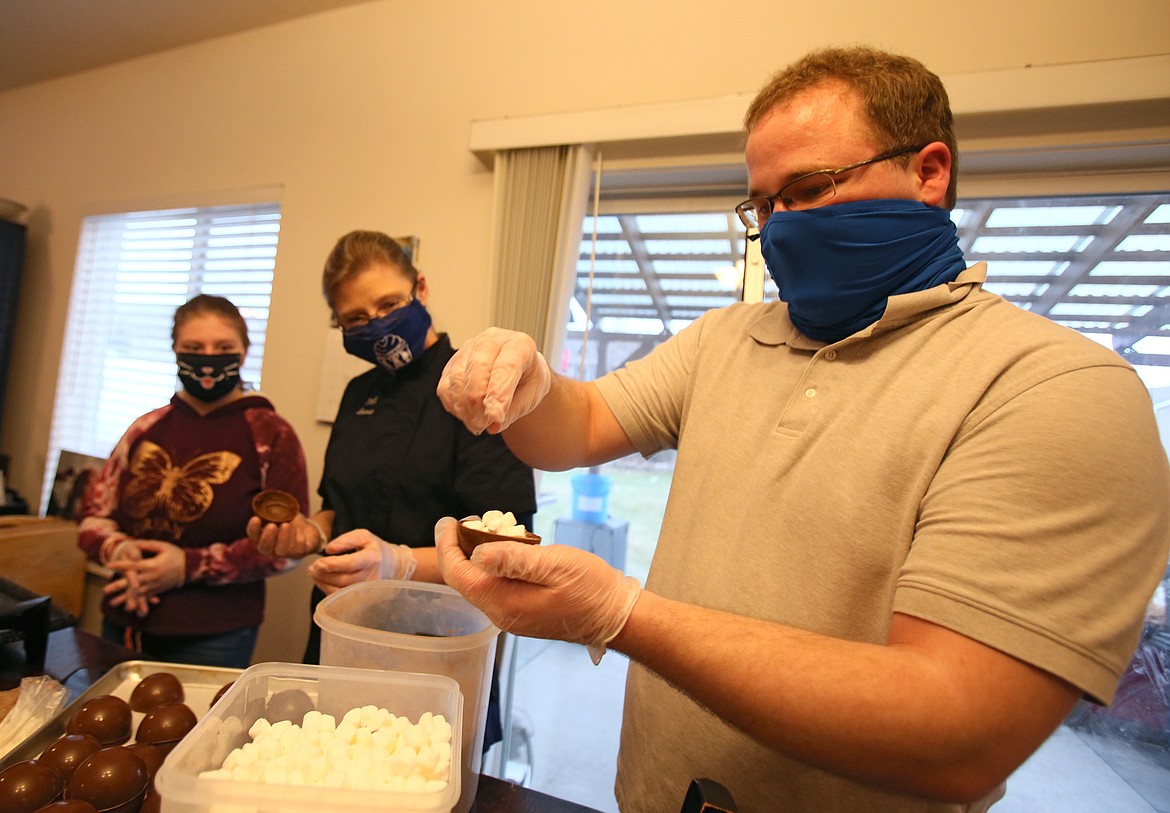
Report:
748,263,988,349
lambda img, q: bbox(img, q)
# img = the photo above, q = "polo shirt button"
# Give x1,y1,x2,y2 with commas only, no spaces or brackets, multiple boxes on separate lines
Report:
824,350,837,360
805,387,817,399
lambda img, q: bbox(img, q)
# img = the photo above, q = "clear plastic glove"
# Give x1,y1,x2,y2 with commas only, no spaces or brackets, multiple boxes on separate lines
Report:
105,539,185,616
435,516,641,663
436,327,551,435
308,529,419,595
247,514,325,558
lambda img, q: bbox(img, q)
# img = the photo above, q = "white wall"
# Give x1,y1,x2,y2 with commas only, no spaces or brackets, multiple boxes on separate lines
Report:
1,0,1168,660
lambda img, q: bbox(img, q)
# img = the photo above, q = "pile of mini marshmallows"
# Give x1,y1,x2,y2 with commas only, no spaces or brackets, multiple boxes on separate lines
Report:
200,705,452,792
462,510,528,537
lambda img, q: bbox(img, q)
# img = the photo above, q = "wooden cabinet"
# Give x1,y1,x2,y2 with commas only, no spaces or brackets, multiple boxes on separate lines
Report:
0,517,85,617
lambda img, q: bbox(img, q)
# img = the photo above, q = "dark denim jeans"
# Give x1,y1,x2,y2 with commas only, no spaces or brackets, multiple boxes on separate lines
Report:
102,618,258,669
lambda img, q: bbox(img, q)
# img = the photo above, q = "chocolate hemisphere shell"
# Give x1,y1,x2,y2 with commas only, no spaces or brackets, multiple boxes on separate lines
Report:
264,688,315,725
38,735,102,782
252,489,299,524
138,788,161,813
129,673,184,713
456,521,541,557
66,696,132,748
122,743,165,788
210,681,234,708
33,800,99,813
0,759,66,813
135,701,197,747
65,747,148,812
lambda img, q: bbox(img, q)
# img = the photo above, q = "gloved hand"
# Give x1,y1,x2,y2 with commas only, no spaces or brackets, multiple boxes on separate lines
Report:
248,514,326,558
437,328,551,435
435,516,641,663
307,529,419,595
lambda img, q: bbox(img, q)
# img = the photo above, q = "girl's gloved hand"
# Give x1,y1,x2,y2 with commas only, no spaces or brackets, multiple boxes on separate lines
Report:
307,529,419,594
435,516,641,663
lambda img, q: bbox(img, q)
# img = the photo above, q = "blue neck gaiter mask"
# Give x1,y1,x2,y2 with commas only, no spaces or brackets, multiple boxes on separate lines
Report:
758,198,966,343
342,298,433,373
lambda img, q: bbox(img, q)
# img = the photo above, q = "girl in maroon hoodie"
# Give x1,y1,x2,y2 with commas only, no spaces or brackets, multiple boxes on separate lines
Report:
79,294,309,667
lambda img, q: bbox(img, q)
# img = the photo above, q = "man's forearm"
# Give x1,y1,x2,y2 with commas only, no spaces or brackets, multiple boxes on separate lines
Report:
611,591,1078,802
502,374,631,470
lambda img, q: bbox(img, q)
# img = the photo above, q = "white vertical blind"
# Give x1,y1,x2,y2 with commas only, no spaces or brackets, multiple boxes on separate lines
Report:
489,144,591,354
43,202,280,507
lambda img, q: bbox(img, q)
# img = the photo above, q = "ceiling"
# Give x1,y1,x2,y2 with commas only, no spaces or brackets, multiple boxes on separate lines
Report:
0,0,377,93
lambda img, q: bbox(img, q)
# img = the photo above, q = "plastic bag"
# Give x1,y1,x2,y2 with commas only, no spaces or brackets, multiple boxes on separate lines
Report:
0,675,68,759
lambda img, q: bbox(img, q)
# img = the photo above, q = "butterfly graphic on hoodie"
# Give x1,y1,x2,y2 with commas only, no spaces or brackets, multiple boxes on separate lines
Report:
122,440,241,523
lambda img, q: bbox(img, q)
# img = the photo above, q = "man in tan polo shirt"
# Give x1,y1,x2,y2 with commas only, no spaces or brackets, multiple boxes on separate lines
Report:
434,46,1170,813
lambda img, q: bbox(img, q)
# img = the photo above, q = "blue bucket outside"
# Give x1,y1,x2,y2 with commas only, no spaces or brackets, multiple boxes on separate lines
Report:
570,473,612,523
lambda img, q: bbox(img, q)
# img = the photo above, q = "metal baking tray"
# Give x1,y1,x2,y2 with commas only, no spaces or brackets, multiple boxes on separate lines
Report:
0,659,241,771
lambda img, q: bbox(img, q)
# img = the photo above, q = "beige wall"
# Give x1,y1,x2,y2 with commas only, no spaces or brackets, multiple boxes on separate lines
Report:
1,0,1168,661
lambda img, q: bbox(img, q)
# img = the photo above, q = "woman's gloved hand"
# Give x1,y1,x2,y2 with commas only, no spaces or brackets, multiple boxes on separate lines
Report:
307,529,419,595
248,514,326,558
435,516,641,663
436,328,551,435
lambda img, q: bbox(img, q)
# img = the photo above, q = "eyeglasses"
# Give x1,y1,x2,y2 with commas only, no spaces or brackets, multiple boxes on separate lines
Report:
735,144,927,229
336,293,414,331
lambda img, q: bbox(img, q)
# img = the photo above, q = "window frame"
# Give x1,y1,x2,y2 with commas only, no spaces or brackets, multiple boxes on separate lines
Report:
41,200,281,510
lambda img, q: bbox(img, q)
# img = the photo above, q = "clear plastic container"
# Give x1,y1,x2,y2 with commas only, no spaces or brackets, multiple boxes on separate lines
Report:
314,580,498,813
156,661,461,813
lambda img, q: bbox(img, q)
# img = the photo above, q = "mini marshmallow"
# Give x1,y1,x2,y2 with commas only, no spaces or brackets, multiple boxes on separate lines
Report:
208,702,452,791
463,509,528,537
334,720,357,744
403,724,427,750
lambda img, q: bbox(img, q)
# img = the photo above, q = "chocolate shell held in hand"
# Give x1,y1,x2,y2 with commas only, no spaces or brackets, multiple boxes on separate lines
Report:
457,512,541,557
252,489,299,525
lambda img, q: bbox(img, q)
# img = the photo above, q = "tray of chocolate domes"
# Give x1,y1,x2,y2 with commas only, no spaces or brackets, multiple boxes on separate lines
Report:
0,660,241,788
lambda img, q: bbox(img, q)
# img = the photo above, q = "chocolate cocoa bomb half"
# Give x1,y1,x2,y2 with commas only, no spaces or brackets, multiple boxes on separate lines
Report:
129,672,184,713
456,522,541,557
66,695,132,747
38,734,102,783
65,748,148,813
34,800,99,813
135,701,197,753
0,759,66,813
264,688,315,725
252,489,299,524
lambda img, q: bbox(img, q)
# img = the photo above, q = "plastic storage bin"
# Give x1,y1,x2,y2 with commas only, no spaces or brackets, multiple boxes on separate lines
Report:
315,580,498,813
155,661,462,813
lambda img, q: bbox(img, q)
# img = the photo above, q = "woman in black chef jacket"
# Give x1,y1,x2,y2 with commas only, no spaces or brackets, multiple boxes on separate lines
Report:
249,229,536,749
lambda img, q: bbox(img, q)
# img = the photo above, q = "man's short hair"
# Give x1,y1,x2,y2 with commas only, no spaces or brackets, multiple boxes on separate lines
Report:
745,46,958,208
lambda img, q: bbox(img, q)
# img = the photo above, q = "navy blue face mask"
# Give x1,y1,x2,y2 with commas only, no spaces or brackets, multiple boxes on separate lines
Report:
342,298,433,373
758,198,967,343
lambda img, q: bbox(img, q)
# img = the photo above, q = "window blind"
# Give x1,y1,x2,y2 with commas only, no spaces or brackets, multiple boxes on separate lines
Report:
43,202,281,508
